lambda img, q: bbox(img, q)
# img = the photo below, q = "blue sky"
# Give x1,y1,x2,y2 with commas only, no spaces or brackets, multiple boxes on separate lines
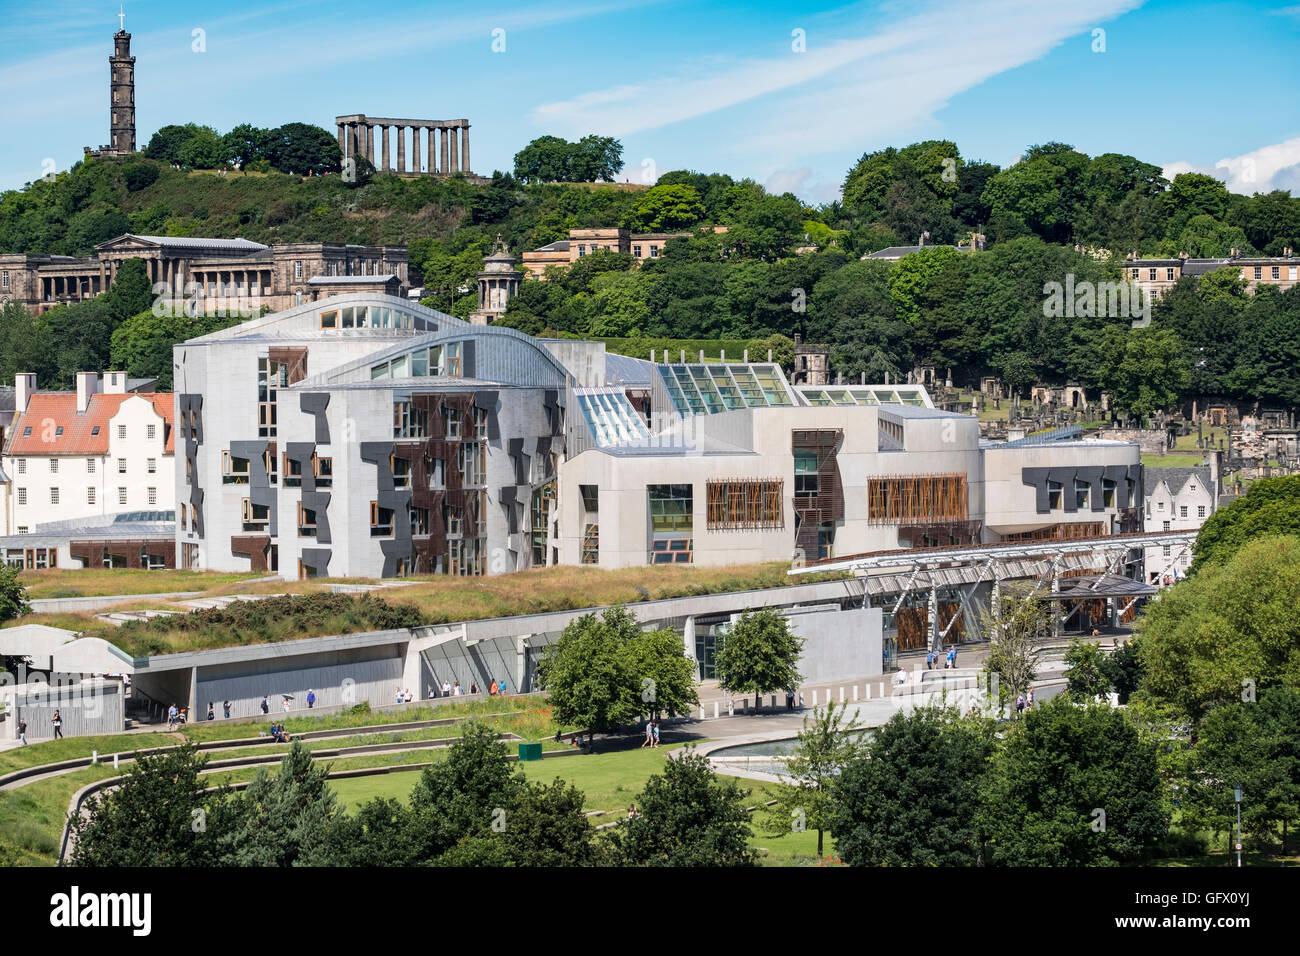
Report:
1,0,1298,201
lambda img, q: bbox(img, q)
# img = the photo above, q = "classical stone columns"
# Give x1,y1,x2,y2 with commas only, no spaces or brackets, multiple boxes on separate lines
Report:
381,125,390,171
461,125,470,176
396,125,405,174
335,116,472,176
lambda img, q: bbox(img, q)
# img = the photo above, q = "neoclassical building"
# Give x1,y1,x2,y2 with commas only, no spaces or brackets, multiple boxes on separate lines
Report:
0,234,408,314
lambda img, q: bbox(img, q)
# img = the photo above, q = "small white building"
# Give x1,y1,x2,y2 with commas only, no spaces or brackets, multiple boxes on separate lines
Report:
1142,465,1216,585
2,371,174,543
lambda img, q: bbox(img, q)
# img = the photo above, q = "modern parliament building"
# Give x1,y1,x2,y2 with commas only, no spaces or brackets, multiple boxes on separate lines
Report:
176,294,1144,580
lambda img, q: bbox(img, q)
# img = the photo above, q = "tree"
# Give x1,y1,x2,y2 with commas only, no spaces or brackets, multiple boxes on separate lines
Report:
69,743,233,866
264,123,341,176
571,135,624,182
624,185,706,232
405,721,524,862
1137,535,1300,720
608,749,757,866
1191,476,1300,573
1183,688,1300,853
980,584,1050,705
0,563,29,623
1090,326,1190,423
979,698,1168,865
217,740,341,866
513,135,622,184
762,700,865,856
1103,639,1143,705
111,308,243,389
1065,638,1112,699
831,707,995,866
496,778,601,866
144,124,202,164
714,608,803,708
536,606,698,733
725,194,804,261
177,126,229,170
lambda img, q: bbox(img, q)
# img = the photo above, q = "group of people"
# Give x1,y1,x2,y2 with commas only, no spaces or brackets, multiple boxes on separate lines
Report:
395,687,415,704
166,704,189,729
640,720,662,748
428,677,509,699
1015,689,1036,714
268,722,292,743
925,646,960,670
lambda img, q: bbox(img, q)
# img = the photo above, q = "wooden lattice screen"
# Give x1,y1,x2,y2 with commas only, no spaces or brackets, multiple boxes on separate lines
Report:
867,474,967,525
706,478,784,530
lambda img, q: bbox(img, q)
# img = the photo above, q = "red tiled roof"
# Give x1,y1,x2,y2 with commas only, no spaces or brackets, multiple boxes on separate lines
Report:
6,393,175,456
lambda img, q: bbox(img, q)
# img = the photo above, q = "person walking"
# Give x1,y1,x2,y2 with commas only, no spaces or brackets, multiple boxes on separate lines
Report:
651,721,660,748
167,703,178,730
489,679,499,696
442,679,451,697
223,700,231,719
499,678,508,696
52,709,64,739
261,695,270,715
206,703,215,721
642,721,654,748
17,717,27,745
1027,688,1035,709
785,687,795,711
306,689,316,710
1016,694,1025,715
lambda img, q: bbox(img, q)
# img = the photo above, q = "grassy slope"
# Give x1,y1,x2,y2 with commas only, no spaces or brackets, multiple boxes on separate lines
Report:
4,562,845,656
18,569,265,601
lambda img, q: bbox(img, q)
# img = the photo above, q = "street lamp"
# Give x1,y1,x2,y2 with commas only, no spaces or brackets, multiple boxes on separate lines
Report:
1234,785,1243,868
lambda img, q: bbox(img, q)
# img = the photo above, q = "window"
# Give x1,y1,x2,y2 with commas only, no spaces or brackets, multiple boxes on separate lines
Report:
49,487,58,505
474,407,488,440
458,441,486,486
410,507,430,536
320,309,338,329
147,424,156,440
1162,520,1170,531
1102,479,1116,508
1197,505,1206,518
1074,479,1090,510
147,487,157,505
794,451,819,498
22,427,30,437
313,455,333,486
577,244,587,257
391,455,410,488
16,459,25,475
147,458,157,474
648,484,693,564
445,341,462,376
16,527,26,535
394,401,428,439
1272,266,1281,280
87,487,95,505
1254,266,1263,280
258,358,286,437
297,503,317,536
49,458,58,473
706,478,784,530
1162,544,1171,557
1179,505,1187,518
1,270,7,289
55,427,63,436
16,488,26,506
1290,266,1298,281
222,452,250,484
441,406,461,439
370,502,394,536
118,424,126,439
118,487,127,505
1131,268,1139,279
1166,267,1175,281
264,450,278,485
118,458,127,474
1048,480,1062,510
86,458,95,473
242,498,269,529
1148,268,1156,281
650,245,659,258
633,245,642,258
1157,501,1165,511
294,260,303,280
283,455,303,487
91,426,100,436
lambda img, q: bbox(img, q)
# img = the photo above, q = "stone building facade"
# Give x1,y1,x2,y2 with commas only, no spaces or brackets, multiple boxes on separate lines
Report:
0,234,408,314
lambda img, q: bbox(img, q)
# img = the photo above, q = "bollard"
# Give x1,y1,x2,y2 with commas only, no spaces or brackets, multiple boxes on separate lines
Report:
699,704,706,720
864,683,871,700
727,700,734,717
92,750,98,764
713,701,720,719
839,686,845,703
812,690,818,706
852,685,858,702
113,754,119,769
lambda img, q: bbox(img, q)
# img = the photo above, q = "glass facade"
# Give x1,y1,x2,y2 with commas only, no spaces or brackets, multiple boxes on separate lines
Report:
658,363,794,417
648,483,693,563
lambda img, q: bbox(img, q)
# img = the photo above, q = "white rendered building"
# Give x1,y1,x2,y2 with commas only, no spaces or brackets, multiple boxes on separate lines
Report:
1142,465,1217,585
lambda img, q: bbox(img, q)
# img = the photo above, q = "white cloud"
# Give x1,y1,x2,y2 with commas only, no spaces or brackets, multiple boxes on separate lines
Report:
532,0,1146,165
1163,136,1300,194
765,167,843,205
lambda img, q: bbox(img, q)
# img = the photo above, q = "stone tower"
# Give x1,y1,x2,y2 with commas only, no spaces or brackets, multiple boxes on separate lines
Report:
108,13,136,156
470,235,522,325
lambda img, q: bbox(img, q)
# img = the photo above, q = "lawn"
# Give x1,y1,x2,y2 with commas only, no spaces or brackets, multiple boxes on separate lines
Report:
18,568,265,601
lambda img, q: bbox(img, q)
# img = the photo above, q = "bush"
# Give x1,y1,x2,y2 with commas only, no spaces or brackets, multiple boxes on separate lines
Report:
122,163,159,192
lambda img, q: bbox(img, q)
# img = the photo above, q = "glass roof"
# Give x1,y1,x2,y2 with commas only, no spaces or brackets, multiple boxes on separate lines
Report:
658,363,794,416
796,385,932,408
576,389,652,447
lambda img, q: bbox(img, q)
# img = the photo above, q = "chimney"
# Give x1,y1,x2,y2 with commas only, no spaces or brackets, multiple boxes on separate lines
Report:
103,371,128,394
76,372,100,413
14,373,36,415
